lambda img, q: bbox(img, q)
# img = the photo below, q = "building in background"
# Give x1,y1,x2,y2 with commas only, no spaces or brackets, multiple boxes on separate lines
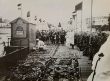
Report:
86,16,108,32
0,17,11,43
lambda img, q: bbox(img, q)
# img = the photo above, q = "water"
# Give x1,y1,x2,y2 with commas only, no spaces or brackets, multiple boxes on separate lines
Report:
0,34,11,57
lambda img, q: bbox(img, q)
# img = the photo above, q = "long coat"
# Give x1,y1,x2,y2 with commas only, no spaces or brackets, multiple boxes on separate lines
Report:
87,36,110,81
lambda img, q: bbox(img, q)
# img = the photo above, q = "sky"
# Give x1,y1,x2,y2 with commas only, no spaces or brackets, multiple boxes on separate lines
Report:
0,0,110,26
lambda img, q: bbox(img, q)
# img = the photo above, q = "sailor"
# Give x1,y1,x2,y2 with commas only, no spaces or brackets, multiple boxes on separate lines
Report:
87,35,110,81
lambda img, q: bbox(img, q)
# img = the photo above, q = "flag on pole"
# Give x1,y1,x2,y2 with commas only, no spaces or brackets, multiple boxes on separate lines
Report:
27,11,30,17
47,23,51,28
43,20,45,23
39,19,42,23
58,22,61,27
70,21,72,25
75,2,82,11
70,18,73,24
72,11,76,20
72,15,76,20
34,16,37,21
17,3,21,10
17,3,21,6
68,21,72,25
70,18,73,20
72,11,76,13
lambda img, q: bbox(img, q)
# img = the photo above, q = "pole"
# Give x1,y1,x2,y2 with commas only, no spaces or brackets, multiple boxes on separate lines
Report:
74,19,76,32
91,0,93,32
21,3,22,17
76,11,77,32
89,0,93,60
81,2,83,33
30,13,31,22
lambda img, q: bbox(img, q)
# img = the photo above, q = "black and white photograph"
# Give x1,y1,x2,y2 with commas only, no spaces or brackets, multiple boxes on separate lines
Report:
0,0,110,81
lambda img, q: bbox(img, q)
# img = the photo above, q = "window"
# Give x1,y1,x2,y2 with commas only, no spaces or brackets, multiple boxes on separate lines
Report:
16,26,24,35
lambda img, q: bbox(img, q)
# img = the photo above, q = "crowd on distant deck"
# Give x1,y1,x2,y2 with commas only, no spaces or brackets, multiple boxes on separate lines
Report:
36,30,109,60
0,29,109,60
36,30,66,45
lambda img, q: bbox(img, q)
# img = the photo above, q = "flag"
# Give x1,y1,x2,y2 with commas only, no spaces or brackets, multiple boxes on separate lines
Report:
70,18,73,24
43,20,45,23
72,15,76,20
35,16,37,21
39,19,42,22
47,23,51,28
17,3,21,6
72,11,76,13
68,21,72,25
75,2,82,11
27,11,30,17
72,11,76,20
58,22,61,27
17,3,21,10
70,18,73,20
70,21,72,25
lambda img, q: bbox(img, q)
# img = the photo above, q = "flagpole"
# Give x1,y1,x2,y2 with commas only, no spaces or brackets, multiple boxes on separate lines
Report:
21,3,22,17
89,0,93,60
76,11,77,32
30,11,31,22
29,10,31,22
91,0,93,32
81,1,83,33
37,20,39,30
74,19,76,32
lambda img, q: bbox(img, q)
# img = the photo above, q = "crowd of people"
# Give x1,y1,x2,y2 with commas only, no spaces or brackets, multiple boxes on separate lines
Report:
36,30,66,45
74,32,109,60
36,30,109,60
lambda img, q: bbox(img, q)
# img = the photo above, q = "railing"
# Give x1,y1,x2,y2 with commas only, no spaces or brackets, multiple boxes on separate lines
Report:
0,39,29,69
0,38,29,58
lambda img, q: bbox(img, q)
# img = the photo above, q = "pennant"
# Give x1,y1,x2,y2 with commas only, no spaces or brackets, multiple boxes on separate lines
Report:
68,21,70,24
17,3,21,6
70,18,73,20
43,20,45,23
47,23,51,28
58,22,61,27
17,3,21,10
39,19,41,22
35,16,37,21
72,11,76,13
27,11,30,17
72,15,76,20
18,8,21,10
75,2,82,11
68,20,72,25
70,21,72,25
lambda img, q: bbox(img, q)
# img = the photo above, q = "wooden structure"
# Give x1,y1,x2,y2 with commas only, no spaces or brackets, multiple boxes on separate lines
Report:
10,17,36,50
